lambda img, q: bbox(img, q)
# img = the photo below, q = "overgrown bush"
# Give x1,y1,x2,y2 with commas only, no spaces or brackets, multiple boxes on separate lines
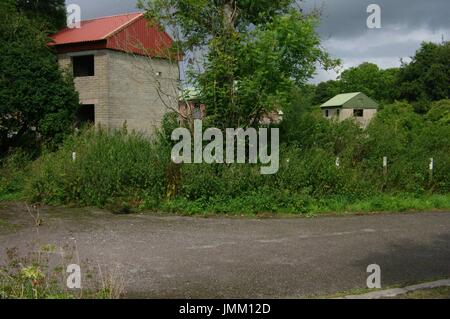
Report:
2,101,449,214
0,150,32,201
27,128,171,207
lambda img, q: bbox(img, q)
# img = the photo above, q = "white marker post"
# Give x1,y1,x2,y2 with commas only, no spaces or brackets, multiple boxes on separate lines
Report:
429,158,434,183
383,156,388,176
72,152,77,162
336,157,340,168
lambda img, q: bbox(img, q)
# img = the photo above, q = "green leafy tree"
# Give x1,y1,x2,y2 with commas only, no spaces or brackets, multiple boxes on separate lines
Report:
313,80,341,105
338,62,399,103
398,41,450,102
426,99,450,124
279,84,317,142
16,0,67,32
138,0,339,129
381,67,401,102
0,1,79,156
312,64,399,106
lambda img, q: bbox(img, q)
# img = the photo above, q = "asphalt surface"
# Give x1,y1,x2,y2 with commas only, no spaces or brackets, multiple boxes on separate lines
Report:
0,203,449,298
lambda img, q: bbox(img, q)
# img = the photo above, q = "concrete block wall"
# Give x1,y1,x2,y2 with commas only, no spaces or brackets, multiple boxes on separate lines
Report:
323,108,378,128
58,49,179,134
107,50,179,134
58,51,110,129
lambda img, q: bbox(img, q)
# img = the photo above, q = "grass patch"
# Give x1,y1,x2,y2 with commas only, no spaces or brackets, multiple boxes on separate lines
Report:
0,246,125,299
0,192,25,202
159,193,450,216
0,150,31,203
315,194,450,215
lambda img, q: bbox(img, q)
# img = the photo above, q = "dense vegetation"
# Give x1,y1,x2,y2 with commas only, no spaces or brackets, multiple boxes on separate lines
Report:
16,0,67,32
2,98,448,214
0,0,79,156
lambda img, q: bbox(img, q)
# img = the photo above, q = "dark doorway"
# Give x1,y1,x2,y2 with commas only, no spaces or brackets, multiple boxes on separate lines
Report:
76,104,95,127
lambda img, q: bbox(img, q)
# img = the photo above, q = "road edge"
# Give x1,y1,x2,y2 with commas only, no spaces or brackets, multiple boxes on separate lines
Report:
338,279,450,299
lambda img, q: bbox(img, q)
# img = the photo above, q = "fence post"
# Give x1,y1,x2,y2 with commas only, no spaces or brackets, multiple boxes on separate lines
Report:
429,158,434,184
383,156,388,176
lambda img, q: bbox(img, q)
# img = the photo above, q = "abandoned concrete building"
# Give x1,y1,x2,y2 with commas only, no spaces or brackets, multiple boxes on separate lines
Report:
50,13,180,134
321,92,379,127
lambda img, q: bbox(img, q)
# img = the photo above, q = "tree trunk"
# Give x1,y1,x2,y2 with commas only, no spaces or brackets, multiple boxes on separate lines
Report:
223,0,236,31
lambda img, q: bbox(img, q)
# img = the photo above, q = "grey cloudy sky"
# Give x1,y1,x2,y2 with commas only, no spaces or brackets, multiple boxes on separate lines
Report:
65,0,450,83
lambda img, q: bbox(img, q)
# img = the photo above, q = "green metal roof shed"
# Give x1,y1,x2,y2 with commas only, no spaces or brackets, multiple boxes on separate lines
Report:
321,92,379,109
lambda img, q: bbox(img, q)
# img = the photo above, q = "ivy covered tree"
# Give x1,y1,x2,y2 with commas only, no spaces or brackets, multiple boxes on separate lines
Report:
16,0,67,32
0,0,79,156
138,0,339,129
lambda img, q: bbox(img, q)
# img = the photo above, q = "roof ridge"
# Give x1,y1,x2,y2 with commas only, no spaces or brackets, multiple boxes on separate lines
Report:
321,92,378,108
335,92,362,96
80,12,143,23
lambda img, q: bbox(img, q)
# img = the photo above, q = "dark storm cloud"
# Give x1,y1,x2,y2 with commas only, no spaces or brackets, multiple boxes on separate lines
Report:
303,0,450,81
65,0,450,82
303,0,450,39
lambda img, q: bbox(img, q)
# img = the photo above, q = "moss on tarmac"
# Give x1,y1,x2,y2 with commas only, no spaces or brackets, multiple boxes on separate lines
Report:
0,218,18,234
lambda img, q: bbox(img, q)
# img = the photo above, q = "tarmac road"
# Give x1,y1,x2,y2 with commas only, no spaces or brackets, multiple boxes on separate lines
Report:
0,202,449,298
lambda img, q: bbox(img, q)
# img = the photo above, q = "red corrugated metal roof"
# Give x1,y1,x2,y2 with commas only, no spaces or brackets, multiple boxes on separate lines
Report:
50,13,143,45
49,12,179,59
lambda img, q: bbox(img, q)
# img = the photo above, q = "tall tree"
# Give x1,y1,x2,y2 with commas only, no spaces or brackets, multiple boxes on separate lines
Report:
0,0,79,155
16,0,67,32
338,62,399,103
138,0,339,129
398,41,450,102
